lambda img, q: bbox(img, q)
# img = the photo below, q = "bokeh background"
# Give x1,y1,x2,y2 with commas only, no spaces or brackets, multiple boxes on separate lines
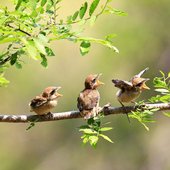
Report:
0,0,170,170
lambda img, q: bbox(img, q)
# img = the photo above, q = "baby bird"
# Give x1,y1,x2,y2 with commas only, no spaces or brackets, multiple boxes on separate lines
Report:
77,74,104,120
112,67,150,106
112,68,150,122
29,86,62,115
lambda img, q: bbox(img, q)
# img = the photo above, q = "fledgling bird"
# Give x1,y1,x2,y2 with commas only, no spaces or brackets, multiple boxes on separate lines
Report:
112,67,150,106
112,68,150,122
29,86,63,115
77,74,104,120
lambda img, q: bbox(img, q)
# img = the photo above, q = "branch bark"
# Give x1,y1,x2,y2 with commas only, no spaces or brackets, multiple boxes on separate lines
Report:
0,102,170,123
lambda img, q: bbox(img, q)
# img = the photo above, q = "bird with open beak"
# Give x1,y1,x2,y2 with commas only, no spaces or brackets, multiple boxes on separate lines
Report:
77,74,104,120
29,86,63,115
112,68,150,121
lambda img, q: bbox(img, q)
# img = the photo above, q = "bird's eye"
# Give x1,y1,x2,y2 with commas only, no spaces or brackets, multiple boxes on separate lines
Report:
92,78,96,84
136,82,143,87
50,89,56,95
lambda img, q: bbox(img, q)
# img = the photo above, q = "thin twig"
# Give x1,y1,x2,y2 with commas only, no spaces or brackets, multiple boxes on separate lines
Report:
7,24,31,37
0,102,169,123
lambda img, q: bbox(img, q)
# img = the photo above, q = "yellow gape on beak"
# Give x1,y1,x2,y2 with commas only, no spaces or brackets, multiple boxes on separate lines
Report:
141,83,150,90
95,73,104,86
55,86,63,97
96,79,104,86
56,93,63,97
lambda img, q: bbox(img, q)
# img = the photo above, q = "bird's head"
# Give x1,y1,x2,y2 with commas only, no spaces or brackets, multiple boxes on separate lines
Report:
132,77,150,91
84,74,104,89
42,86,63,99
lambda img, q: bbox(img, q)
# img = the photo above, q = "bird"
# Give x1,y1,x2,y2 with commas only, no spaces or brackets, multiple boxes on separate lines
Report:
29,86,63,115
112,68,150,122
77,74,104,120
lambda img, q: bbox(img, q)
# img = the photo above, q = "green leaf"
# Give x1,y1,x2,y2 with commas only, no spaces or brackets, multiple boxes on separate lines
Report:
72,11,79,21
15,61,22,69
0,75,9,87
164,112,170,117
15,0,23,10
79,2,88,19
89,135,98,147
99,134,114,143
33,38,46,55
168,72,170,78
10,52,18,65
105,7,127,16
82,136,89,144
155,88,169,93
99,127,113,132
25,40,39,60
153,77,167,88
78,37,119,53
79,128,97,134
40,53,48,68
45,47,55,56
80,41,91,56
141,123,149,131
41,0,47,6
89,0,100,16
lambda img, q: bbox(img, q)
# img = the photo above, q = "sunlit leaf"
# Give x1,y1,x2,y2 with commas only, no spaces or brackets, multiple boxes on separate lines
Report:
89,0,100,16
80,41,91,56
79,2,88,19
79,128,98,134
45,47,55,56
99,134,114,143
155,88,169,93
41,0,47,6
164,112,170,117
99,127,113,132
89,135,98,147
10,52,18,65
72,11,79,21
33,38,46,55
40,53,48,68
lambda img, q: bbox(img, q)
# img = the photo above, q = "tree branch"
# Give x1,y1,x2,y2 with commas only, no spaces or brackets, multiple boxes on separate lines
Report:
0,102,170,123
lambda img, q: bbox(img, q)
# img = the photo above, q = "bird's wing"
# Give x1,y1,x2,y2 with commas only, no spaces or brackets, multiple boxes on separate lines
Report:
29,96,47,108
135,67,149,78
112,79,133,90
77,90,100,111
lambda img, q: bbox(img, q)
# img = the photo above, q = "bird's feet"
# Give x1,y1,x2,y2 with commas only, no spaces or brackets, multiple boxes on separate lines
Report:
46,112,53,119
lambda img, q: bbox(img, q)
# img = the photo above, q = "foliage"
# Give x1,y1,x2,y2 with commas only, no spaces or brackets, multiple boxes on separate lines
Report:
129,101,159,131
0,0,126,85
79,115,113,148
149,71,170,103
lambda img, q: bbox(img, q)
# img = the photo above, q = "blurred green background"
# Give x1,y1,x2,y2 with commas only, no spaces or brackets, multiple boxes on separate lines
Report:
0,0,170,170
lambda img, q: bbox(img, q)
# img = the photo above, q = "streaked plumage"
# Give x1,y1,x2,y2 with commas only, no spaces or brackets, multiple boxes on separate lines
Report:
29,86,62,115
77,74,104,119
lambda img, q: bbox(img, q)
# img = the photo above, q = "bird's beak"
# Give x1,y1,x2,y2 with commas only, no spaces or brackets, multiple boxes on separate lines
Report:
141,82,150,90
56,86,62,91
56,93,63,97
142,78,150,90
96,80,104,86
55,87,63,97
95,74,104,86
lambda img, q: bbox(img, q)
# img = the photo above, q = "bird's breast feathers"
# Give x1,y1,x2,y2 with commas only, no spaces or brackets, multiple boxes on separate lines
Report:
78,89,100,110
117,89,141,103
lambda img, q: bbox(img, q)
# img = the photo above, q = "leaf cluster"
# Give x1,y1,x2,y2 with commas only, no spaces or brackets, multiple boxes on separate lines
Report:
0,0,124,85
79,116,113,148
